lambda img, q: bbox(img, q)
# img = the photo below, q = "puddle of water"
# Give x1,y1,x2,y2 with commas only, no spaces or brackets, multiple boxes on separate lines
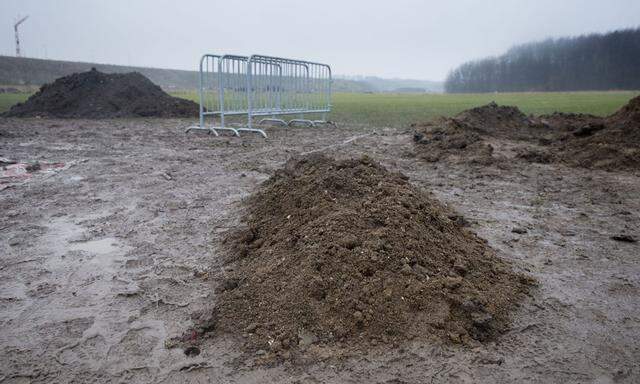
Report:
0,281,27,301
69,238,120,255
67,175,84,182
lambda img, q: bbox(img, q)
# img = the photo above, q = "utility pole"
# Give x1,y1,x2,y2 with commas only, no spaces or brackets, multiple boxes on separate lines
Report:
14,15,29,57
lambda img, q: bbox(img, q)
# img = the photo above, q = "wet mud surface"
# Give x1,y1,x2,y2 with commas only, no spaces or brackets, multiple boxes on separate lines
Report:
0,118,639,383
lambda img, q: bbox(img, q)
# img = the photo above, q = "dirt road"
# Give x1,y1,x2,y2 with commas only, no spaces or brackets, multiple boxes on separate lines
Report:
1,118,638,383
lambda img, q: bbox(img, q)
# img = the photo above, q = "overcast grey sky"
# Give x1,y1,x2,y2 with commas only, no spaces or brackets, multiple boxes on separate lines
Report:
1,0,639,80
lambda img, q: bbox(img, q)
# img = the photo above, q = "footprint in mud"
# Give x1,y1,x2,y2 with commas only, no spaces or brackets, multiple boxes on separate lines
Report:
26,282,59,298
6,225,48,247
124,257,155,270
69,237,121,255
36,317,95,351
59,334,110,368
0,280,28,303
105,328,160,369
607,280,640,296
63,237,130,288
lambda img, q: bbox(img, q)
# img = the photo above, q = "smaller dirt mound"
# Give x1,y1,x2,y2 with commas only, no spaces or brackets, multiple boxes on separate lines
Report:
2,68,199,118
538,112,605,134
411,102,542,164
413,98,640,171
454,102,535,138
556,96,640,171
608,95,640,126
209,154,533,360
515,147,554,164
412,117,494,164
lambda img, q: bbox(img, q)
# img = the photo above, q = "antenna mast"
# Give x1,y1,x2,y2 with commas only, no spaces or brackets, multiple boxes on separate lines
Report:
14,15,29,57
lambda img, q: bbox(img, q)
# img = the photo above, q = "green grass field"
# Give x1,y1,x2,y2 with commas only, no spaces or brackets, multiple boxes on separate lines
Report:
0,93,32,115
173,90,639,127
3,91,638,128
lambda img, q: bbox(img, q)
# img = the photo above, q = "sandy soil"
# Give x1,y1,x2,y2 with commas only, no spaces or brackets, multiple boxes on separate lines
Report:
0,118,638,383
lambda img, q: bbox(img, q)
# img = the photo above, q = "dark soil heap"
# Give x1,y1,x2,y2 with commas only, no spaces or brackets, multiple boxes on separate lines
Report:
212,154,532,356
609,94,640,126
553,96,640,170
413,97,640,171
412,117,495,164
412,102,539,164
454,102,534,137
3,68,199,118
537,112,605,135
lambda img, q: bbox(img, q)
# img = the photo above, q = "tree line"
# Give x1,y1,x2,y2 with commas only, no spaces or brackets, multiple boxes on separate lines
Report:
445,27,640,93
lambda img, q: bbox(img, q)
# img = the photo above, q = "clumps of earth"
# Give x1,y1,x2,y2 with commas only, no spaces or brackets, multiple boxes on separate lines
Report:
2,68,199,118
553,95,640,171
412,102,542,164
413,96,640,171
202,154,533,361
412,117,495,164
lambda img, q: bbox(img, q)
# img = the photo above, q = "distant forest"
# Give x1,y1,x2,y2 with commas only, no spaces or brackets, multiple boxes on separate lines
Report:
445,28,640,93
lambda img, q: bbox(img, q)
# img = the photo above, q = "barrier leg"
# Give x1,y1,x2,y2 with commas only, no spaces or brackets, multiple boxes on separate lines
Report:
288,119,315,127
237,128,268,138
214,127,240,136
238,115,268,138
310,112,336,127
185,125,220,136
311,120,337,127
259,118,287,126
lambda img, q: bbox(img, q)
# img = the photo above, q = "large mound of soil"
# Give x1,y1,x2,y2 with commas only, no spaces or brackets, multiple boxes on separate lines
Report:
212,155,532,357
2,68,199,118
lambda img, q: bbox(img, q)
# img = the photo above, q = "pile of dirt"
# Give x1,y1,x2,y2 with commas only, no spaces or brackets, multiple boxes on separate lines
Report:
209,154,533,359
412,102,542,164
608,94,640,126
552,96,640,170
537,112,605,135
413,98,640,171
412,117,495,164
2,68,199,118
515,147,554,164
454,102,536,138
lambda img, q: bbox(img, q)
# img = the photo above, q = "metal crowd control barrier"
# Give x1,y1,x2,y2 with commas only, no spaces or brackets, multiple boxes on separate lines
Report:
186,54,333,138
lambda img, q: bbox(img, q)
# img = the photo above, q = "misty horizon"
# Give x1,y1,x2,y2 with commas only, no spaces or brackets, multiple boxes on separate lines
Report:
1,0,639,81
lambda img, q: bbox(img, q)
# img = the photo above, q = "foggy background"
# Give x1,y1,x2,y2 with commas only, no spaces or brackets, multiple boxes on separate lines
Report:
1,0,639,80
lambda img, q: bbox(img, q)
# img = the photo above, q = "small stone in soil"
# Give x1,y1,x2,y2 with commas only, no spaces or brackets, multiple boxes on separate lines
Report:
610,235,636,243
184,346,201,357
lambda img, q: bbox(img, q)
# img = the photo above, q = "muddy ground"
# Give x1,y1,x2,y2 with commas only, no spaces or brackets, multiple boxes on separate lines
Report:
0,118,639,383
